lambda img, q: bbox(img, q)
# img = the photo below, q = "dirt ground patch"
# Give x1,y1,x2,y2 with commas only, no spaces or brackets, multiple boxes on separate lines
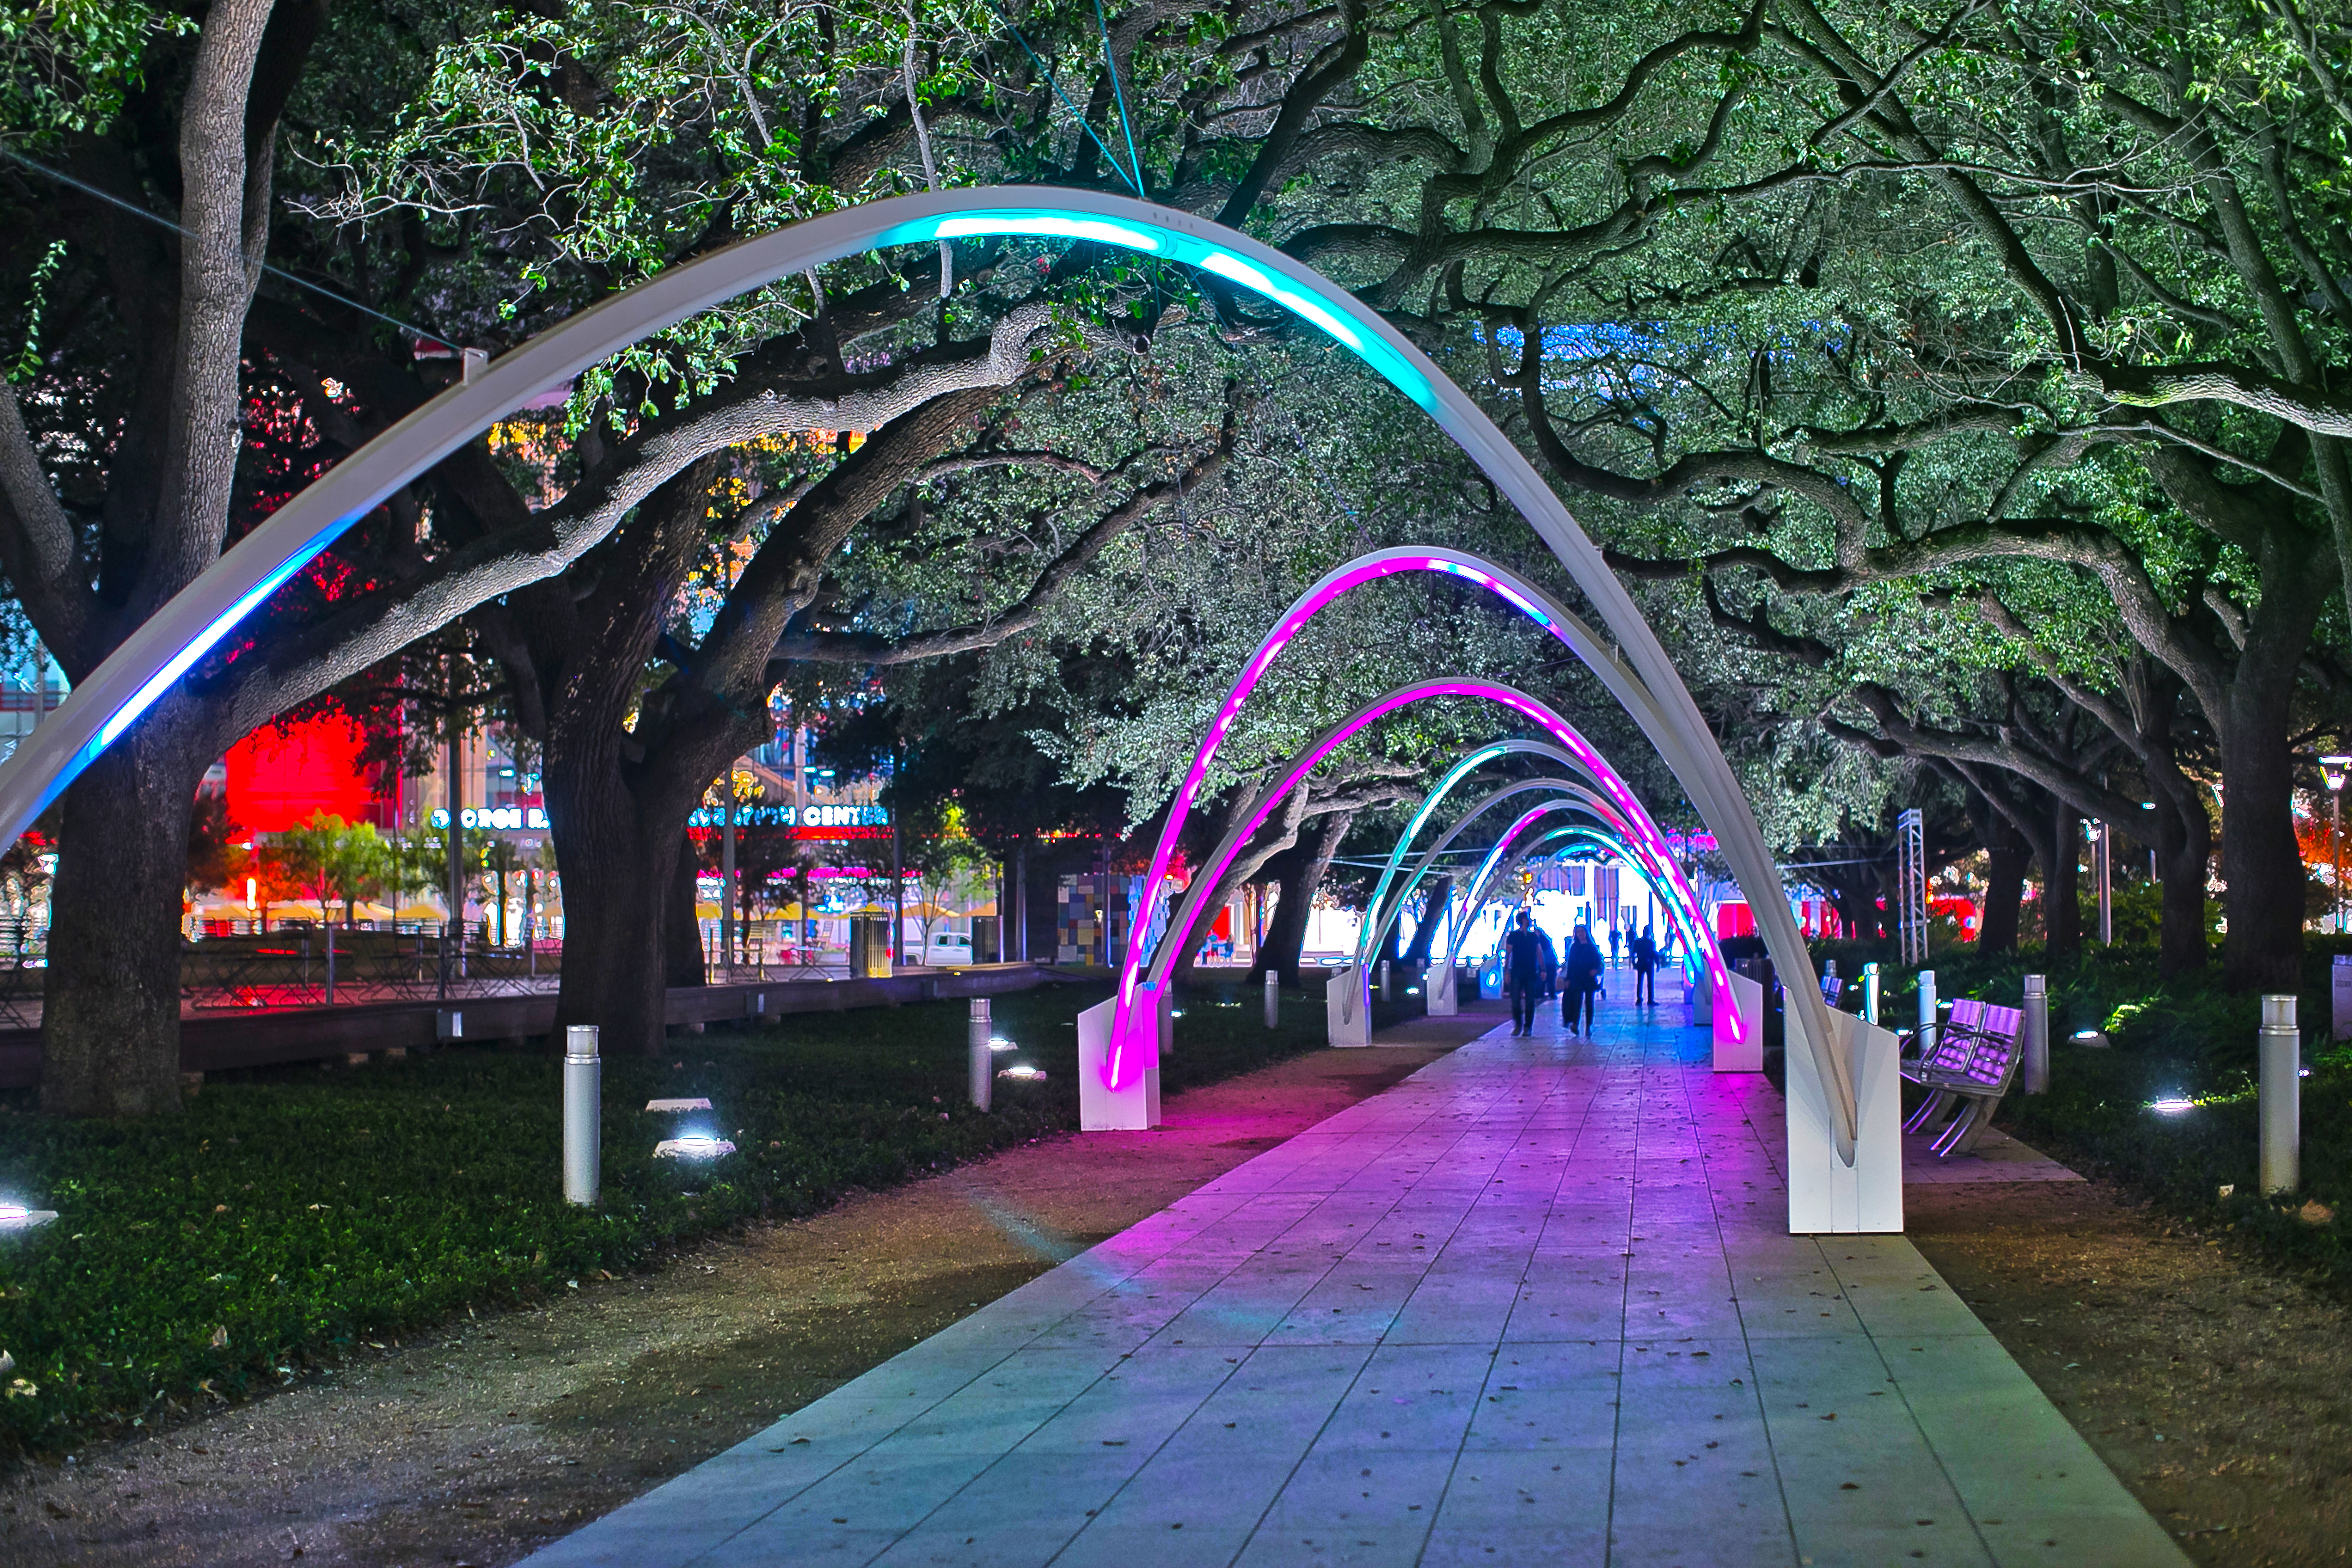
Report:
1910,1178,2352,1568
0,1034,1474,1567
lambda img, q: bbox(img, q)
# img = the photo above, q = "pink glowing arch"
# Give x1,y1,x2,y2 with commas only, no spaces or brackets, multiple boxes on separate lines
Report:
1110,677,1738,1089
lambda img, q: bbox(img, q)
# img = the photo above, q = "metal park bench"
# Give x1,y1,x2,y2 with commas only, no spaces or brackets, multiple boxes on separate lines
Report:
1900,998,2023,1157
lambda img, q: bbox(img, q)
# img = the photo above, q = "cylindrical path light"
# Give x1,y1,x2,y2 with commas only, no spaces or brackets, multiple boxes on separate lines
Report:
2022,975,2049,1094
967,997,993,1112
563,1024,601,1207
2259,994,2299,1194
1264,970,1279,1030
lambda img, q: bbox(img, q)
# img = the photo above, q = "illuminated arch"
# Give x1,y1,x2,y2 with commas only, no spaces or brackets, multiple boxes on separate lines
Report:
1110,543,1847,1158
1443,821,1710,982
1349,739,1716,983
1146,679,1735,1059
1345,771,1725,1027
0,187,1845,1160
1351,740,1600,967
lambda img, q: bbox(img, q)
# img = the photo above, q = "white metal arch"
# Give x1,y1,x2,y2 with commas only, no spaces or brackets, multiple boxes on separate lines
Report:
0,186,1852,1169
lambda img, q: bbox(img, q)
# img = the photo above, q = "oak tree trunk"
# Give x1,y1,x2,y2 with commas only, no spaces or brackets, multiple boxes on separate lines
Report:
1255,812,1351,989
666,833,706,990
2044,805,2081,960
39,706,214,1116
2218,694,2303,991
1402,875,1452,969
2153,796,2213,975
1978,843,2027,954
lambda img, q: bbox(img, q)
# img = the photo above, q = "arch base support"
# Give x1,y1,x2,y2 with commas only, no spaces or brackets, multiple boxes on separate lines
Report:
1786,1011,1905,1234
1714,972,1765,1073
1327,967,1372,1047
1428,962,1459,1017
1080,992,1162,1131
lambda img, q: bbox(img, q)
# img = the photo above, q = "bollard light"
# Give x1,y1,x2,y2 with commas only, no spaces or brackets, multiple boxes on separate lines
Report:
1862,962,1880,1026
2259,993,2299,1194
2022,974,2049,1094
1264,969,1279,1030
563,1025,601,1207
967,997,993,1113
1916,968,1938,1057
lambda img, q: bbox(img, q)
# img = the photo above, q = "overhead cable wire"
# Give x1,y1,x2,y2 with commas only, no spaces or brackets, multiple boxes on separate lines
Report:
0,147,461,351
1092,0,1146,196
983,0,1145,197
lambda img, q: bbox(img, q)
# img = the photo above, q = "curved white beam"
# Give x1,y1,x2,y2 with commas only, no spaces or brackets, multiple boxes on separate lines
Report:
0,187,1842,1158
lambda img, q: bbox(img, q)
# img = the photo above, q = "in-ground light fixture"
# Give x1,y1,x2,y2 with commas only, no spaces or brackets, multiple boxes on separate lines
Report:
655,1130,737,1160
2148,1096,2197,1115
998,1064,1047,1081
0,1200,58,1231
987,1036,1016,1052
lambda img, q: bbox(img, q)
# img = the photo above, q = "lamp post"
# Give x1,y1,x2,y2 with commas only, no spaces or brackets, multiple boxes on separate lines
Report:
2324,756,2352,935
2096,819,2112,946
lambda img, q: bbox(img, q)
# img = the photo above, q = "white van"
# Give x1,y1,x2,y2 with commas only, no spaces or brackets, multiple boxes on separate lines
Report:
923,930,975,966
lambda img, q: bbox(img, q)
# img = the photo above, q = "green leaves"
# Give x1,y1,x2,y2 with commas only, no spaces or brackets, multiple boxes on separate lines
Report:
0,0,193,143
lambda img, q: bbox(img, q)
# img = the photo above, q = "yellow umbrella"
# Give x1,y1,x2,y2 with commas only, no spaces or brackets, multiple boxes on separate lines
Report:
395,903,444,921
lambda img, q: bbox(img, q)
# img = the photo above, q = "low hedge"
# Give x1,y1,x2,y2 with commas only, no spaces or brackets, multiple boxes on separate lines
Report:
0,978,1346,1459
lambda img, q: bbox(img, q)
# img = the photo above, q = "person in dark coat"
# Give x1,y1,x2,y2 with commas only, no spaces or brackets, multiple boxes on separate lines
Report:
1562,923,1605,1033
1501,909,1553,1037
1630,924,1658,1006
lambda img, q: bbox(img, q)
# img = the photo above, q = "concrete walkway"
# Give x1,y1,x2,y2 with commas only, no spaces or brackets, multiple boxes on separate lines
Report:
521,994,2188,1567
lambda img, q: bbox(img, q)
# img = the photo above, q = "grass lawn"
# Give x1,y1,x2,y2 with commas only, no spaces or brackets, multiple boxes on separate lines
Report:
1814,937,2352,1292
0,976,1375,1460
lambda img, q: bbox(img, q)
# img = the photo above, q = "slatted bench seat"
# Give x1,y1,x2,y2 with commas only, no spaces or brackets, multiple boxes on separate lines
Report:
1901,999,2023,1157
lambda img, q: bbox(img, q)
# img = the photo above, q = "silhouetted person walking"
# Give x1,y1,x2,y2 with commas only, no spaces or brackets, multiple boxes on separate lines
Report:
1502,910,1551,1037
1630,924,1658,1005
1563,923,1604,1033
